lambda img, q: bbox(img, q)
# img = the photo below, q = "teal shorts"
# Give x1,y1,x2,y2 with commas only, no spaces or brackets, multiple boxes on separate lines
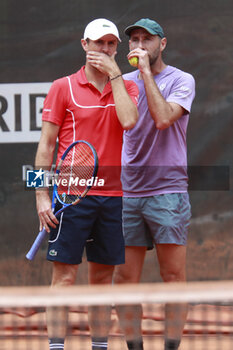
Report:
122,193,191,249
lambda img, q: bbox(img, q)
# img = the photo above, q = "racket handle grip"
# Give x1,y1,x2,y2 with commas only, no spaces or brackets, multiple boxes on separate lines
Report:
26,228,48,261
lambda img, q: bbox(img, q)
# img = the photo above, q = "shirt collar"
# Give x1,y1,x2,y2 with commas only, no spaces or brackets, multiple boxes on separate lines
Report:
77,66,89,85
77,66,113,97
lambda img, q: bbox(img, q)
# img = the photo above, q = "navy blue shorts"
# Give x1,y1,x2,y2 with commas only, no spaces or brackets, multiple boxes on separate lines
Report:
47,196,124,265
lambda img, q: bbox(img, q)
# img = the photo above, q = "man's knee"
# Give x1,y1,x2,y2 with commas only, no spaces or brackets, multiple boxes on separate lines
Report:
89,262,114,284
156,244,186,283
114,262,142,284
114,265,131,284
114,247,146,284
51,262,78,286
160,266,186,282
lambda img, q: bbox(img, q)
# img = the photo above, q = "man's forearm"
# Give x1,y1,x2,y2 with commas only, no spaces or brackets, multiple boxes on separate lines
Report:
142,71,174,130
111,77,138,130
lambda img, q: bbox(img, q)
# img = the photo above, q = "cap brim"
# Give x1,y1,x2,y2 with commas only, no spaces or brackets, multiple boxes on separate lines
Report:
124,24,155,36
85,33,121,42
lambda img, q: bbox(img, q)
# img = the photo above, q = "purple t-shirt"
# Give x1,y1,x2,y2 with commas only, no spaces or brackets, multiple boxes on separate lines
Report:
121,65,195,197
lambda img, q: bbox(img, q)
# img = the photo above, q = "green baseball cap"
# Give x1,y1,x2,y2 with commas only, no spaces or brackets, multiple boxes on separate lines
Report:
124,18,165,38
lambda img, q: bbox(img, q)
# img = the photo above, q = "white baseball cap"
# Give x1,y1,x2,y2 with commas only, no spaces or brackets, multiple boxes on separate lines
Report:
83,18,121,42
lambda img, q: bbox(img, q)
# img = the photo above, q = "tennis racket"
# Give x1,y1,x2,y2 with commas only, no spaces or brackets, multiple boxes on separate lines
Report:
26,140,98,261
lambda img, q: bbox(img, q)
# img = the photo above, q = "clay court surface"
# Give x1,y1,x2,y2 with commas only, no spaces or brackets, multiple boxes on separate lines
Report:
1,302,233,350
1,336,233,350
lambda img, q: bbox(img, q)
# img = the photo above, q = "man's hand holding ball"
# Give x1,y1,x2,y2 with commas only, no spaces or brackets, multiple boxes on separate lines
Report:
128,56,139,67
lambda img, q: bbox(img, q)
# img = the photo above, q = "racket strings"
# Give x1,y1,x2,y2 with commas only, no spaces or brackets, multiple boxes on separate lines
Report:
57,143,96,204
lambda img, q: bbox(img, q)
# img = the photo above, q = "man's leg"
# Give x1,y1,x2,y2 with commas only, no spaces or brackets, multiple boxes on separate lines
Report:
47,262,78,350
114,246,147,350
156,244,187,350
88,262,115,350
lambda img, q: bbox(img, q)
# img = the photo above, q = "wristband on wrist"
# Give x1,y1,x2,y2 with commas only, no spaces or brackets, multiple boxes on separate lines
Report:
110,74,122,81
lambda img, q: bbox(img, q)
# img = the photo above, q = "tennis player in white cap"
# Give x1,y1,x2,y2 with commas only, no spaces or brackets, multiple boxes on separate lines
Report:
35,18,138,350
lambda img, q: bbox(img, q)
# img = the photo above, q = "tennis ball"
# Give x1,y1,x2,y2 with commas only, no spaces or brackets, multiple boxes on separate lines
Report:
128,57,139,67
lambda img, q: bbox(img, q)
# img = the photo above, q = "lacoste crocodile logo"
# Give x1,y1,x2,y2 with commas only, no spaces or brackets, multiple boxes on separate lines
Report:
49,249,58,256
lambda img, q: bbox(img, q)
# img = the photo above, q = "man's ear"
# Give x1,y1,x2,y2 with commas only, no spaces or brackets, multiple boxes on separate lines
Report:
160,37,167,52
81,38,88,52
